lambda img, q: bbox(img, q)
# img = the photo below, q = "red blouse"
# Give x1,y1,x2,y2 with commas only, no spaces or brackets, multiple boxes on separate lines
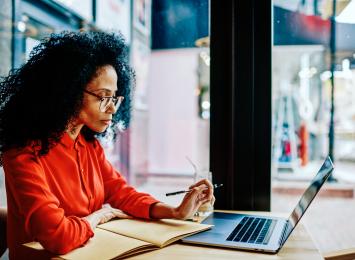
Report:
3,133,159,259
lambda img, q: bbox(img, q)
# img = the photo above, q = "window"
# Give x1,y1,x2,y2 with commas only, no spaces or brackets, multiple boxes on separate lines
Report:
272,0,355,252
131,1,210,206
272,0,355,196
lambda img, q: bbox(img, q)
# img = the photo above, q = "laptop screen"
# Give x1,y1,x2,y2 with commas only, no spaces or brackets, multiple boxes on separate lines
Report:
288,156,334,229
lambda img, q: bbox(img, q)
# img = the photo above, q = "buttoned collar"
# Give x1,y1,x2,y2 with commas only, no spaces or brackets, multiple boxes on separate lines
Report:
60,132,86,149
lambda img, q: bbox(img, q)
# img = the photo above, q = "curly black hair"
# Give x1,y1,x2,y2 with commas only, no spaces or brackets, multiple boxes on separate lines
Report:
0,31,134,161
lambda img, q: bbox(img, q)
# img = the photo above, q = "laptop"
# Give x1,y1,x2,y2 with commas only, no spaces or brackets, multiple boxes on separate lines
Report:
182,156,334,253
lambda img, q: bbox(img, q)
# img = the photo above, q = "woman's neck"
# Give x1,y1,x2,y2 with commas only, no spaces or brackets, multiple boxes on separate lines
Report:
66,123,84,140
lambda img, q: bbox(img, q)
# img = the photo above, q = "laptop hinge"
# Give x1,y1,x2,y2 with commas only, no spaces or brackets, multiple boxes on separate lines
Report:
279,221,292,246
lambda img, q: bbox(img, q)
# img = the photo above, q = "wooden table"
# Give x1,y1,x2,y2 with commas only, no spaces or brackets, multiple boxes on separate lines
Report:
127,211,323,260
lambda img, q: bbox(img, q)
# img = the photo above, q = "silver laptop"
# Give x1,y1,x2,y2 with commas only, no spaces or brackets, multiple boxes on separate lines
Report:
182,156,334,253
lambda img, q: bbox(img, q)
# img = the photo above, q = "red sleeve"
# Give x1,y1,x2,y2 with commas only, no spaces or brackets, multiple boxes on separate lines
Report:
3,147,94,255
94,140,160,219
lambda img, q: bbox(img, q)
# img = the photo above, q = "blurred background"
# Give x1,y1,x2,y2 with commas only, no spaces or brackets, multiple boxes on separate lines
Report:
1,0,355,256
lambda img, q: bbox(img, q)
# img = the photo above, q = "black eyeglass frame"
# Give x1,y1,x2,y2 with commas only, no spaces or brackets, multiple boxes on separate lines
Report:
83,89,124,112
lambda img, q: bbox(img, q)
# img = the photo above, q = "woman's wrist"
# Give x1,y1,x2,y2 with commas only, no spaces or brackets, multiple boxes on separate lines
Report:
83,212,101,230
150,202,181,219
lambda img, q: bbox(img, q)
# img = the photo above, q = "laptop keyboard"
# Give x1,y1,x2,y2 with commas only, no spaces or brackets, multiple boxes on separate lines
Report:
226,217,276,244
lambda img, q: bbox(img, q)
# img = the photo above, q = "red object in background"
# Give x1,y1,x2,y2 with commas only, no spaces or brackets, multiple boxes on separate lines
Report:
284,140,291,156
299,122,309,166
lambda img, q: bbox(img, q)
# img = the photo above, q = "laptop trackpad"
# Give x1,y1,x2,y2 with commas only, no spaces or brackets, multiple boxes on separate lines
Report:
202,212,245,235
202,212,276,245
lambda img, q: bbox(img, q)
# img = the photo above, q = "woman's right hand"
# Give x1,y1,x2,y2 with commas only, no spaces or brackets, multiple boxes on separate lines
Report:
82,204,132,231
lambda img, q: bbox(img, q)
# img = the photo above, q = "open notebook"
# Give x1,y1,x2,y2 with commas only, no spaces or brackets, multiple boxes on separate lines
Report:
24,218,212,260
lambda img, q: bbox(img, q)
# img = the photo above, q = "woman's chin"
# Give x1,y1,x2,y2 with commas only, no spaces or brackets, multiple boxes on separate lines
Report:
88,125,109,133
97,126,109,133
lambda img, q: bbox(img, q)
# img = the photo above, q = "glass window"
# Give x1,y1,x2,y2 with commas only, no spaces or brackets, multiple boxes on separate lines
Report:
272,0,355,185
130,1,210,207
96,0,131,43
54,0,93,21
272,0,355,253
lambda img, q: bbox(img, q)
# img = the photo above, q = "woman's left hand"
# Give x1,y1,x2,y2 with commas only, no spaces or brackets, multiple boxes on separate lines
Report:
173,178,215,220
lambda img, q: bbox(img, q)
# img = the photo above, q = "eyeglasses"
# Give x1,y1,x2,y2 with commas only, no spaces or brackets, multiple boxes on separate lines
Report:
84,89,124,112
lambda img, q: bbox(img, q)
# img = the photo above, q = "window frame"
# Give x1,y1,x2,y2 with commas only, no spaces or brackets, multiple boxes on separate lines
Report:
210,0,272,210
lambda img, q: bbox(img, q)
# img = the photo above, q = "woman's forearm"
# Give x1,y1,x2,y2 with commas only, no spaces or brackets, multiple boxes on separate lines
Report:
149,202,180,219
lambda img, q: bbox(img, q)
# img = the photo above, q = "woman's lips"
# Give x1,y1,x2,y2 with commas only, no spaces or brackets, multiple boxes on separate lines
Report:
101,120,112,125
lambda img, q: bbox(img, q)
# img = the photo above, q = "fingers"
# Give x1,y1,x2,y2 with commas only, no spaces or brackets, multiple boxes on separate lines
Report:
185,188,201,201
177,186,215,220
98,205,132,224
179,187,206,219
189,178,213,190
102,203,111,209
185,186,208,203
99,212,116,224
189,179,214,202
211,195,216,206
112,209,132,219
186,186,216,211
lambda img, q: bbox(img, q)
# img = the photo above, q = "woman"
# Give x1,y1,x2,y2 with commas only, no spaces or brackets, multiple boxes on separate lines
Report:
0,31,214,259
